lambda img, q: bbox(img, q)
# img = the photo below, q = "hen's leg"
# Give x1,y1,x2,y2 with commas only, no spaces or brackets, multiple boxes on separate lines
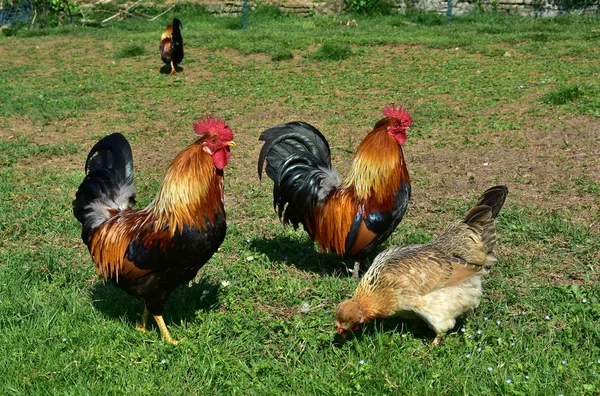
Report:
136,307,149,333
153,315,178,345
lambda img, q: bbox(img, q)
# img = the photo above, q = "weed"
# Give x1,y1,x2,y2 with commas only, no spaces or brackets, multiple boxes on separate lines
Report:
115,44,148,59
542,85,585,106
306,42,352,61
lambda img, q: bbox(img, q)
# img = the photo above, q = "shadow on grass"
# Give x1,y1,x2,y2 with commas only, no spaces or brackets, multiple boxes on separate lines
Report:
249,234,352,276
90,276,220,329
332,316,467,346
159,64,184,75
250,234,390,277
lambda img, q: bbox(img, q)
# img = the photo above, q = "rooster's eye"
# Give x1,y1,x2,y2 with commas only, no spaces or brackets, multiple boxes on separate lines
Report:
211,138,216,143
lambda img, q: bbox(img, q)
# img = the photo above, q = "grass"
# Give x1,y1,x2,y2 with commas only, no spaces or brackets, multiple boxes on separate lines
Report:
115,43,148,59
306,42,353,61
1,7,599,395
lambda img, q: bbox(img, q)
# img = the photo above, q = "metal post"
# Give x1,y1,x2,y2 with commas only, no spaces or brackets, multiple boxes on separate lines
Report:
242,0,248,29
446,0,452,24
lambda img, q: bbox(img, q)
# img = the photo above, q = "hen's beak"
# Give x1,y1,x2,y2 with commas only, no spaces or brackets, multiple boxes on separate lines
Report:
227,141,237,147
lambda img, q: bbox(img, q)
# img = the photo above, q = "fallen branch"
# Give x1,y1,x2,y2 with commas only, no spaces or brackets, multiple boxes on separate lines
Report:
102,0,143,23
149,4,175,21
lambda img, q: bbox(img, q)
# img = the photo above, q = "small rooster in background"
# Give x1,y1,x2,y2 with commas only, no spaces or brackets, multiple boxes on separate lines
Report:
160,18,184,76
258,105,412,278
336,186,508,344
73,116,235,344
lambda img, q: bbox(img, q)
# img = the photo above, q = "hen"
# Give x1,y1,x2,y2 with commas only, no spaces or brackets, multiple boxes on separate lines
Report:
73,116,235,344
336,185,508,344
160,18,184,76
258,105,412,278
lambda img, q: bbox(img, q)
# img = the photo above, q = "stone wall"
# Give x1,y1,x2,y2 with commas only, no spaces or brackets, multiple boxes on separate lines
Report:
398,0,599,16
195,0,596,17
198,0,344,17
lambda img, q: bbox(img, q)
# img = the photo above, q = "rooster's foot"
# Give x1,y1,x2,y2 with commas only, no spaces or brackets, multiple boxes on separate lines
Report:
154,314,179,345
169,61,178,76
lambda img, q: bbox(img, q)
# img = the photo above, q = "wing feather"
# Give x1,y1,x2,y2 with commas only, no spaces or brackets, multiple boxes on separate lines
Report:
366,244,483,297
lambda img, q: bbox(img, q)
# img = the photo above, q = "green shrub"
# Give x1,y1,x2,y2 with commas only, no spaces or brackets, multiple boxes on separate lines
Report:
271,48,294,62
344,0,394,15
252,4,285,19
306,42,352,61
542,85,585,105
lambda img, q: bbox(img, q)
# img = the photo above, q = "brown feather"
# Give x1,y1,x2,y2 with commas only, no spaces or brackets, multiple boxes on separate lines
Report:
306,190,358,255
350,220,378,256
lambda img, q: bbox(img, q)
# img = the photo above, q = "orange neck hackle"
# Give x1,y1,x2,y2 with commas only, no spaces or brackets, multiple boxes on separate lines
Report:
149,137,225,235
343,119,410,202
161,25,173,41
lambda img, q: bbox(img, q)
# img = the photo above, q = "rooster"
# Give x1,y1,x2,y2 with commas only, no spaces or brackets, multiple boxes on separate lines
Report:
336,186,508,344
258,104,412,278
160,18,184,76
73,116,235,344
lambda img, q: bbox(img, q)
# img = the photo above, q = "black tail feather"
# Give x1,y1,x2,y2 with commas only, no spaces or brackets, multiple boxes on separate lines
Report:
73,133,135,242
258,122,338,229
170,18,184,65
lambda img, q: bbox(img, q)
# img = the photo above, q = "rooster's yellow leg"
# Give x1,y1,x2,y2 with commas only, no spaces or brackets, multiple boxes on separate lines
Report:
136,307,149,333
432,334,443,346
169,61,177,76
153,314,178,345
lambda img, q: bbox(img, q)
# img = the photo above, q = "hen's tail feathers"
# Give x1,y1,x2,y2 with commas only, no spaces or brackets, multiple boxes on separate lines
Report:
464,185,508,269
73,133,136,243
258,122,340,229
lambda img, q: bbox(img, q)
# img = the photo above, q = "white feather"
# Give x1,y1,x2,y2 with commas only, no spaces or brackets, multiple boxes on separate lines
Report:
83,182,135,229
316,167,340,201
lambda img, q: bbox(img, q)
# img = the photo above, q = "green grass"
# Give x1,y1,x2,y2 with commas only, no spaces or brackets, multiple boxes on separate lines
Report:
306,42,353,61
0,7,599,395
115,43,148,59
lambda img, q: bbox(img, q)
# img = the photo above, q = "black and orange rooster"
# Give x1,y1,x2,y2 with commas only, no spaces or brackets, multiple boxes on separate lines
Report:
258,105,412,278
159,18,184,76
73,116,235,344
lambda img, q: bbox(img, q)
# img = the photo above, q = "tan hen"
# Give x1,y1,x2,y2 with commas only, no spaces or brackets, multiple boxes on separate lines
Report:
336,185,508,344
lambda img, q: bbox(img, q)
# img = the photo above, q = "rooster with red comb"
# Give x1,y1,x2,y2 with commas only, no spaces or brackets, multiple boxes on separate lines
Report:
73,116,235,344
258,104,412,278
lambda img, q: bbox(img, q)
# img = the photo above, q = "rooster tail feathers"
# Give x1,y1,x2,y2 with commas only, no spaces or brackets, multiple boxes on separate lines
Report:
73,133,136,241
258,122,339,228
171,18,183,46
463,185,508,266
84,133,134,182
258,122,332,180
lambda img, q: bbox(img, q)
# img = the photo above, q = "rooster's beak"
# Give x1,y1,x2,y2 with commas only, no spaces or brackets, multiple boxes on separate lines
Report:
227,141,237,147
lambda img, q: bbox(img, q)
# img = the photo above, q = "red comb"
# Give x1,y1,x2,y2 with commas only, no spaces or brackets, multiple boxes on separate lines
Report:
382,104,412,128
193,115,233,140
